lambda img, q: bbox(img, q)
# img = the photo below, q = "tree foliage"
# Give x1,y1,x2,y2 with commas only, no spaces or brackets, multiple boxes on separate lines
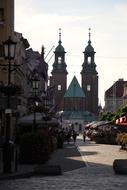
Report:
101,105,127,122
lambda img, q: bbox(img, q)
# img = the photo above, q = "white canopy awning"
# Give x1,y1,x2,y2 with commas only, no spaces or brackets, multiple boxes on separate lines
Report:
17,112,59,127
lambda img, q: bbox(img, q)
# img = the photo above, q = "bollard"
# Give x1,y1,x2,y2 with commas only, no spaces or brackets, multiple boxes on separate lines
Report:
113,159,127,174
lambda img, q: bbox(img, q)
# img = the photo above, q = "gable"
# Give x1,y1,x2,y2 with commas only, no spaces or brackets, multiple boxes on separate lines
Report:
64,76,85,98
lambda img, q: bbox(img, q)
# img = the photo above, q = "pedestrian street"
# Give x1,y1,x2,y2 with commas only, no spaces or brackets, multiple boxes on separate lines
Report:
0,135,127,190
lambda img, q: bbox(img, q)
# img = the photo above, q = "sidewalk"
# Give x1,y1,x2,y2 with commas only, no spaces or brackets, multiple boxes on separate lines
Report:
0,140,85,180
47,142,85,172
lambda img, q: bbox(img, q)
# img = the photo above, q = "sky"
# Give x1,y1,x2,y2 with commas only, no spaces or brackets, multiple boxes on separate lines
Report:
15,0,127,107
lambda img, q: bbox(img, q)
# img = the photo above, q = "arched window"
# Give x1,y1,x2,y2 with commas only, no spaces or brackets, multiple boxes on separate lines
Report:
88,56,91,64
87,85,91,91
58,85,61,91
58,57,62,64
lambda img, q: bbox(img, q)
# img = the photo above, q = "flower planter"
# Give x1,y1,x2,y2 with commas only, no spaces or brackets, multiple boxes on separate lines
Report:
0,84,21,95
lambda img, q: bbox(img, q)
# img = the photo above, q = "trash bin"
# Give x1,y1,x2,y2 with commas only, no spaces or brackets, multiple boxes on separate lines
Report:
3,141,18,173
0,147,3,172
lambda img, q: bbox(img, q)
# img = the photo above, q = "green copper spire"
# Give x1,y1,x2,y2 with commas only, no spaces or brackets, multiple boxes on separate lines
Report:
85,28,94,52
88,28,91,45
55,28,65,52
58,28,62,45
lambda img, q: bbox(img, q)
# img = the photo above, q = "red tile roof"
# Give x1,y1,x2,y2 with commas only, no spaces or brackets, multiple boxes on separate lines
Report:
105,80,127,98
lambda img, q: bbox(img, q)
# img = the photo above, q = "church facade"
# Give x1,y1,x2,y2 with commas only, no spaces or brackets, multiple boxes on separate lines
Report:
50,29,98,122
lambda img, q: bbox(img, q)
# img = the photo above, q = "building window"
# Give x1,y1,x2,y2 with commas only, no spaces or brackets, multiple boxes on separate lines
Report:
58,85,61,91
88,56,91,64
87,85,91,91
58,57,62,64
0,8,4,23
0,44,4,57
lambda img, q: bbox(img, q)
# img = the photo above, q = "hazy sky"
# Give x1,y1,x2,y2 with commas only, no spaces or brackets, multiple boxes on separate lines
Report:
15,0,127,107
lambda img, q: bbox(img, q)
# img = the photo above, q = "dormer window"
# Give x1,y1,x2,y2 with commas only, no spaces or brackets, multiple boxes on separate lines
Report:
88,56,91,64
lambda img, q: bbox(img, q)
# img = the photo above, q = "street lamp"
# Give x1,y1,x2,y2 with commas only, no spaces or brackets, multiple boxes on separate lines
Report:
32,73,39,131
2,36,17,173
3,36,17,60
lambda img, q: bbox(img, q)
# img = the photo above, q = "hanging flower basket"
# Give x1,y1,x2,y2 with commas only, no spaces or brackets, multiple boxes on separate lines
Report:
0,84,21,95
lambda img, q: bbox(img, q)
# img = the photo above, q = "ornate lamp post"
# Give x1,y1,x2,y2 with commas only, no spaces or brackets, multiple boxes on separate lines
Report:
32,74,39,131
2,36,17,173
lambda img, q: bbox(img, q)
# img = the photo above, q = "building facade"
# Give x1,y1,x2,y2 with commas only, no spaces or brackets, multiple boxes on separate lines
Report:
104,79,127,112
0,0,14,40
0,0,15,83
123,83,127,106
0,0,15,138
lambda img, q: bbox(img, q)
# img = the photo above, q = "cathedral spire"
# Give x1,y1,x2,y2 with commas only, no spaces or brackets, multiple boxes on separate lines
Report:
88,28,91,45
84,28,94,53
58,28,62,45
55,28,65,53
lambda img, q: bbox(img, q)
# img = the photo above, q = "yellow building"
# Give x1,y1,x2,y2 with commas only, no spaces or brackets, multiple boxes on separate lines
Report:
0,0,14,83
0,0,17,142
0,0,14,40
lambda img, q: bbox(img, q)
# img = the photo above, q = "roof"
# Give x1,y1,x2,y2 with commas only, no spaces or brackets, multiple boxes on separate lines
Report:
64,76,85,98
85,44,94,53
55,44,65,52
105,79,127,98
55,40,65,53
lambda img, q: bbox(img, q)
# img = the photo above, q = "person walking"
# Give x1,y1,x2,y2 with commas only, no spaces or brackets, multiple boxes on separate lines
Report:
66,129,72,144
83,130,86,142
72,130,77,143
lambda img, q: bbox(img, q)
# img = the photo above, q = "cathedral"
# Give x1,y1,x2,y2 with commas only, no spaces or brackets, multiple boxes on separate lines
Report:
0,0,98,126
50,29,99,122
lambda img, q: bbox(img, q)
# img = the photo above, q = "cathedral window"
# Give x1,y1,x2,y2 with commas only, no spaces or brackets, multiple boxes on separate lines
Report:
58,85,61,91
58,57,62,64
87,85,91,91
88,56,91,64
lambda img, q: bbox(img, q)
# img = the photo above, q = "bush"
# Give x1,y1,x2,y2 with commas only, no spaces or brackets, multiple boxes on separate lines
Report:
19,132,50,164
116,133,127,150
94,131,117,145
94,132,107,144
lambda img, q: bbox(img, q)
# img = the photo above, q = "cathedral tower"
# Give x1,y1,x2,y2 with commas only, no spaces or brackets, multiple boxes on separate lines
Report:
81,29,98,115
50,29,68,111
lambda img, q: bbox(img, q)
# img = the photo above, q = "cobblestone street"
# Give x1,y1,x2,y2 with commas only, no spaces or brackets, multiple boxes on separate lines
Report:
0,135,127,190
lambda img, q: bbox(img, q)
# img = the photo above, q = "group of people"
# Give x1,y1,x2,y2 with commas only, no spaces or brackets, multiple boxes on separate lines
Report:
49,125,86,151
62,126,86,144
65,128,78,144
49,127,78,150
